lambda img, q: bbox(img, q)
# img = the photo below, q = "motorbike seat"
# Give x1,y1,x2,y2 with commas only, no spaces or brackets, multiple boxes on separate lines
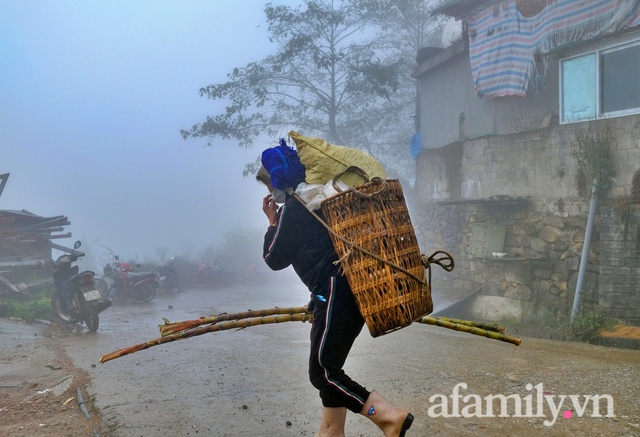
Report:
127,272,156,281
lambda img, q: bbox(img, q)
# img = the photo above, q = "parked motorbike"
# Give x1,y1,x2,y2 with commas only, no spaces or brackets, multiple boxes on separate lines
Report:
157,257,180,295
94,260,131,300
51,241,111,332
190,261,236,288
103,256,158,302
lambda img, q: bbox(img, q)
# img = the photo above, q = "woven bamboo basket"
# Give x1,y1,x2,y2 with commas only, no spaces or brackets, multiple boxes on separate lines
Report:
320,170,432,337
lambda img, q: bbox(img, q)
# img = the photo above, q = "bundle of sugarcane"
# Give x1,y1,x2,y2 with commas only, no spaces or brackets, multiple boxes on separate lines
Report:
99,306,521,364
100,312,313,363
159,306,308,336
417,316,520,345
424,316,505,333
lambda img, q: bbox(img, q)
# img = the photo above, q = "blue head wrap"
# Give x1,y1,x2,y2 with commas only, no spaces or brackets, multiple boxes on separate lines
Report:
261,139,306,191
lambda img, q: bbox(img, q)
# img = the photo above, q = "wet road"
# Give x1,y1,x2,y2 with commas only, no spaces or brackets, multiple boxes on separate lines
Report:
60,283,640,437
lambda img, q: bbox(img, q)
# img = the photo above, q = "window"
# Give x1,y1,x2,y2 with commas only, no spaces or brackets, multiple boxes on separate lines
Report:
560,36,640,123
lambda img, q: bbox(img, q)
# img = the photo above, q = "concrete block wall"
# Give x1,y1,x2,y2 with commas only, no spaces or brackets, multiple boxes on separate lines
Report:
599,206,640,325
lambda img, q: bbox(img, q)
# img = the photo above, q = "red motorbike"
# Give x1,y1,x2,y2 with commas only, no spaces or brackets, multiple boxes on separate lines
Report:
102,256,158,302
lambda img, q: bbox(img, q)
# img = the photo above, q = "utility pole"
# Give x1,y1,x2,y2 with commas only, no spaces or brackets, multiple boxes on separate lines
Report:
571,182,598,323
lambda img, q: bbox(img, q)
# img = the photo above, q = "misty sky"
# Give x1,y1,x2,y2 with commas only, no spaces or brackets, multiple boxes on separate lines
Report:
1,1,300,266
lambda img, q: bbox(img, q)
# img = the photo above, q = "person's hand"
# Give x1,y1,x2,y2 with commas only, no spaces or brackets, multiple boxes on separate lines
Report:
304,298,315,313
262,193,278,226
303,300,315,323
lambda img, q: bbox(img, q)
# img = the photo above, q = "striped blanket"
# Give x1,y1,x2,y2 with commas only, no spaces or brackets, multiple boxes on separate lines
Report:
467,0,640,98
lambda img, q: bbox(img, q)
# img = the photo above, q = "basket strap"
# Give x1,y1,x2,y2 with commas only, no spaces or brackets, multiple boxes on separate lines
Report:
292,193,428,286
331,166,388,199
349,177,389,199
421,251,455,290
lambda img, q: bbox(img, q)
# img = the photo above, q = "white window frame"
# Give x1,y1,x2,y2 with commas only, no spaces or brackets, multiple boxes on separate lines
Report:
560,33,640,124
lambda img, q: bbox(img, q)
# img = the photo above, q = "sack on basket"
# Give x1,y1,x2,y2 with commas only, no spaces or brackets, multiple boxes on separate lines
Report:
288,130,386,187
320,167,432,337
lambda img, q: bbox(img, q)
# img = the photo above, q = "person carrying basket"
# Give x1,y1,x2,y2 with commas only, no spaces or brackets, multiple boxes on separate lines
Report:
258,141,413,437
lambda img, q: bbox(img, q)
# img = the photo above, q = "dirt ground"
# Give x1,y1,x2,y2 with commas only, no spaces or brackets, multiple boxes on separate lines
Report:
600,324,640,339
2,286,640,437
0,319,102,437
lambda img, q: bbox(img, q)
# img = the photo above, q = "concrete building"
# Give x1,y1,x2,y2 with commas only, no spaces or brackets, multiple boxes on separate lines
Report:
413,0,640,330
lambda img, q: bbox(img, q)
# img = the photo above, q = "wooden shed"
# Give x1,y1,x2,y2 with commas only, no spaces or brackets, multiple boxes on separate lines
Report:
0,173,71,292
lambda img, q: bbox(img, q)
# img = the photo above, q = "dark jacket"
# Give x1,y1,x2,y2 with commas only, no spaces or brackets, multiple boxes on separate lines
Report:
263,196,339,294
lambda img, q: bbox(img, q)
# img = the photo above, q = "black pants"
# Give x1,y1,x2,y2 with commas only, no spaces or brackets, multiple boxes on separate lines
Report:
309,275,370,413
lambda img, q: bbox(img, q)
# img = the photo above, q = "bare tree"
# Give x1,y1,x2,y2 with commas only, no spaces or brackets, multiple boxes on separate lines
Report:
155,245,168,264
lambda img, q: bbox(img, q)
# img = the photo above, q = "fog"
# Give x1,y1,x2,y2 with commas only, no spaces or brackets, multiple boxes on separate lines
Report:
1,1,298,265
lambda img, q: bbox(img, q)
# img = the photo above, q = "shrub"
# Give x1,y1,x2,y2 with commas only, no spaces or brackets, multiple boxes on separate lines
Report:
565,309,613,343
2,287,52,322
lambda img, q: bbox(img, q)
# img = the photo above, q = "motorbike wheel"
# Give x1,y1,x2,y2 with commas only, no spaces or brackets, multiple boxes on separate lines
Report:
107,284,120,301
78,295,99,332
94,278,109,300
137,283,156,302
51,294,82,324
168,278,180,295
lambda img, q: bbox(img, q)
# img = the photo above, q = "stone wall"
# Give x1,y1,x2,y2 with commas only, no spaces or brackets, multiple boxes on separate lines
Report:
413,116,640,327
414,199,592,324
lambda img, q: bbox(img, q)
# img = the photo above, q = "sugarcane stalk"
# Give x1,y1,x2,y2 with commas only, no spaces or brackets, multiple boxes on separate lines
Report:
100,313,313,364
433,317,505,333
160,306,308,336
419,316,521,346
102,306,520,364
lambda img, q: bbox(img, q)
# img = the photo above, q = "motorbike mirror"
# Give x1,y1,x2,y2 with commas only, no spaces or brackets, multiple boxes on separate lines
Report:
74,240,82,249
115,255,120,260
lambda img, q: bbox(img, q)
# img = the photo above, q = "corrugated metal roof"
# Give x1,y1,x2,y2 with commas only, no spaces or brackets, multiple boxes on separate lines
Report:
431,0,493,19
